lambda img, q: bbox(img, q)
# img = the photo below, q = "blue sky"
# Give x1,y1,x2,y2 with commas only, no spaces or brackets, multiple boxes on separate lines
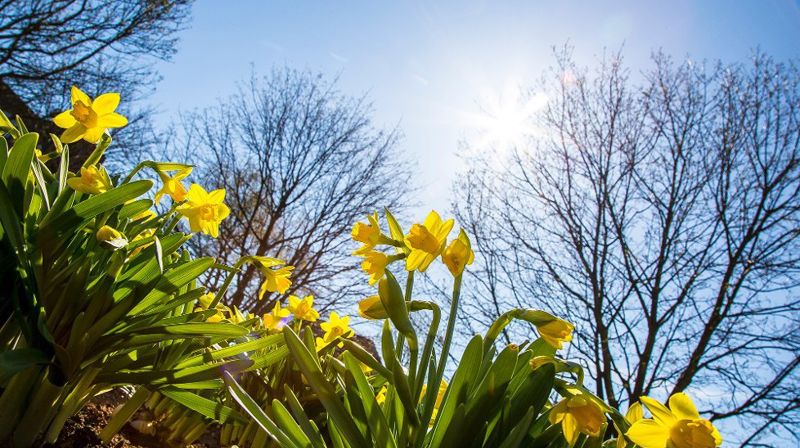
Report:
150,0,800,213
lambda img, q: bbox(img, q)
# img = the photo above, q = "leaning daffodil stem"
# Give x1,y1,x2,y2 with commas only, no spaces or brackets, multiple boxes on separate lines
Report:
435,274,462,383
395,271,415,359
120,161,147,184
414,273,462,439
209,257,250,309
161,203,185,235
484,309,520,352
410,300,441,402
411,278,461,447
402,271,419,394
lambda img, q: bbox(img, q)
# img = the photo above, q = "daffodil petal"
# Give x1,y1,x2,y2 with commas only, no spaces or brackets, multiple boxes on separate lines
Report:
97,112,128,128
208,188,226,203
437,218,455,241
61,123,87,143
640,396,677,426
218,203,231,221
561,413,579,446
53,110,77,128
626,401,643,423
82,126,105,143
626,419,670,448
186,184,208,203
71,86,91,106
93,92,120,114
405,250,425,271
668,393,701,420
711,424,723,445
423,210,441,228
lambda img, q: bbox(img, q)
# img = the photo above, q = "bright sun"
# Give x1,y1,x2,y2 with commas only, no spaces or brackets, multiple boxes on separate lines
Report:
463,81,547,151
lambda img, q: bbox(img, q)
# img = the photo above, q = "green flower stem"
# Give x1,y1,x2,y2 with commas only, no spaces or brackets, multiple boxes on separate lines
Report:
403,271,419,393
161,211,183,235
411,277,461,448
484,309,520,352
436,274,461,381
395,270,415,359
410,300,441,402
209,257,249,309
424,274,462,420
120,161,147,184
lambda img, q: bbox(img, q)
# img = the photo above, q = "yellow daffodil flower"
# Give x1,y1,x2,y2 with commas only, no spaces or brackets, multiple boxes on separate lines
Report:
314,336,328,352
287,294,319,322
405,211,454,272
616,402,643,448
95,225,127,250
420,380,448,423
34,148,48,162
357,295,388,319
375,385,388,405
442,229,474,276
549,395,607,447
177,183,231,238
53,86,128,143
194,292,229,323
230,306,254,325
359,362,373,374
319,312,354,347
627,393,722,448
359,250,390,285
263,301,291,331
352,212,382,252
538,319,574,349
128,228,155,258
155,167,192,203
67,165,113,194
250,257,294,298
198,292,216,309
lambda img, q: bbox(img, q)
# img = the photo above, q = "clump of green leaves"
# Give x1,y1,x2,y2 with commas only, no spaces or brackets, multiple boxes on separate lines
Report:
225,210,632,448
0,114,258,446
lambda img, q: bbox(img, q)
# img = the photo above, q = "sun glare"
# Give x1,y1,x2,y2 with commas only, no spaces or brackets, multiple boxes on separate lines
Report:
463,81,547,152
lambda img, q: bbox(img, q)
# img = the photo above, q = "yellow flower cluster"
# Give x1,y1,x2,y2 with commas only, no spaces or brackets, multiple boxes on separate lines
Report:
194,292,254,324
351,210,475,316
56,87,231,239
250,265,353,349
352,210,474,282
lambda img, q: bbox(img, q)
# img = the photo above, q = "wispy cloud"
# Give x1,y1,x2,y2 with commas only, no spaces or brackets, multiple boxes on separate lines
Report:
329,52,348,63
411,73,430,86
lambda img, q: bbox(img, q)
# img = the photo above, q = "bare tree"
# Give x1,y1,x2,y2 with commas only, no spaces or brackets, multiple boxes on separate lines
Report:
174,69,411,315
0,0,193,166
454,50,800,446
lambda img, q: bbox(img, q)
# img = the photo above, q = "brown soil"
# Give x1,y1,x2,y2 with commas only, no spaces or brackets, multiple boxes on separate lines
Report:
45,390,219,448
42,335,379,447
